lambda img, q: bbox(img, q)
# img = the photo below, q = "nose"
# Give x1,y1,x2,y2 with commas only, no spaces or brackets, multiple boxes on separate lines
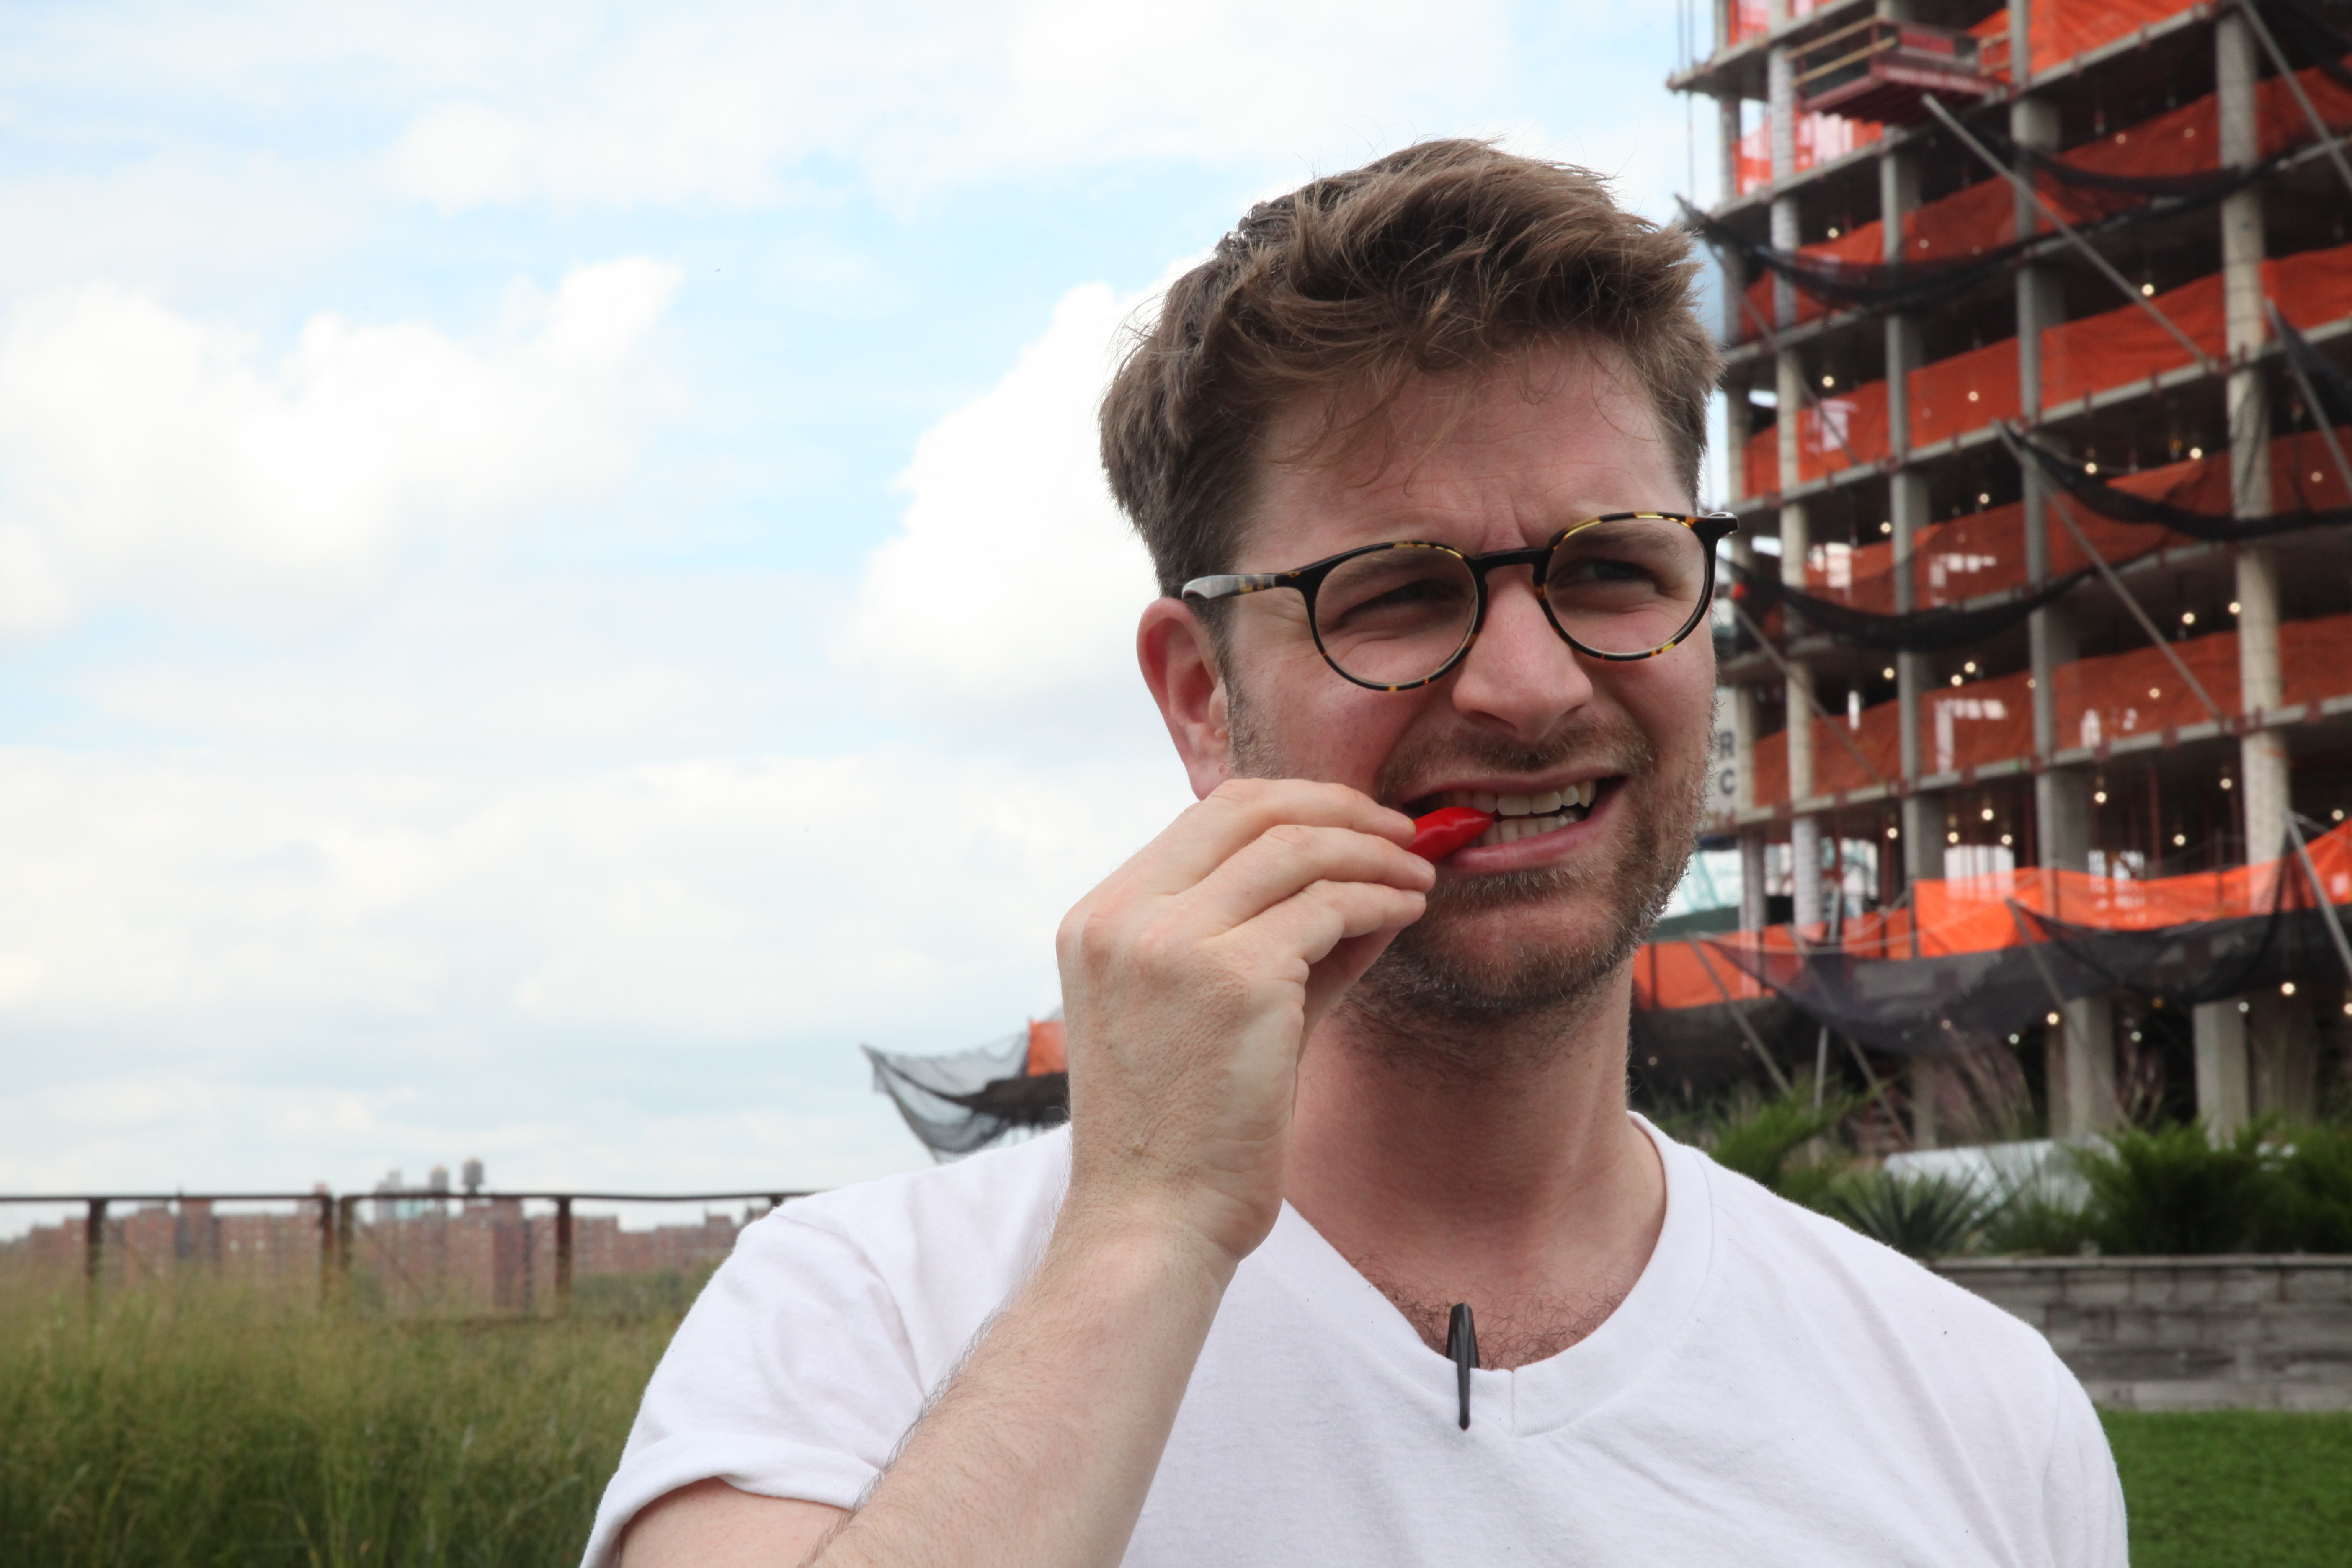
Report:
1446,567,1595,740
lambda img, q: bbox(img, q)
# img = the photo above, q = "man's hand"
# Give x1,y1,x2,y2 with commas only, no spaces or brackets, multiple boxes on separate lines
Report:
1056,778,1432,1266
626,779,1428,1568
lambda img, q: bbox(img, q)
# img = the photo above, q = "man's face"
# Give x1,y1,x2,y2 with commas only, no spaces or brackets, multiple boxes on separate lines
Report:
1194,341,1713,1037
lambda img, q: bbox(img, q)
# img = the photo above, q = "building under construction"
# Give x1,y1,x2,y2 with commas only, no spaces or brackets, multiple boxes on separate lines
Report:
1638,0,2352,1144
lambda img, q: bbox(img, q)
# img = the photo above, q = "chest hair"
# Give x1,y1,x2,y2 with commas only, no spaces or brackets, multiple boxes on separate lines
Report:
1359,1266,1641,1370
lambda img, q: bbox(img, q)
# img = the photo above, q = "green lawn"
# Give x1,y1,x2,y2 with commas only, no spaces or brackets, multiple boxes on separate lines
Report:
5,1279,2348,1565
2105,1411,2352,1568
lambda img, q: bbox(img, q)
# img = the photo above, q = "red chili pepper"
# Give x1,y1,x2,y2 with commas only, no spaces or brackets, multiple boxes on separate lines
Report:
1408,806,1495,861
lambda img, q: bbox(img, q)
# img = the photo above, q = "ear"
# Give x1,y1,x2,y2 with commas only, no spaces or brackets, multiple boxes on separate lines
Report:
1137,597,1234,801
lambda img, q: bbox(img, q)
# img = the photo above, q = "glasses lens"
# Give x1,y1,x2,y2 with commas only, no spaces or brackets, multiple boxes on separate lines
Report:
1545,517,1708,656
1312,545,1478,686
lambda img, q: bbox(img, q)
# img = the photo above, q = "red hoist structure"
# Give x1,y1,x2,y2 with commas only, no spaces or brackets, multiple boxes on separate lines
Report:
1648,0,2352,1146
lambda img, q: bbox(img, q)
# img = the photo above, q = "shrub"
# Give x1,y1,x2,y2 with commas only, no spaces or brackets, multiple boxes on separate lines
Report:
1701,1081,1857,1207
1823,1171,1997,1259
2257,1123,2352,1254
2072,1122,2277,1256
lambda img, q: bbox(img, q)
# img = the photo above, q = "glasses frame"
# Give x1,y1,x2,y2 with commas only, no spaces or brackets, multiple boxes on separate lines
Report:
1181,511,1741,691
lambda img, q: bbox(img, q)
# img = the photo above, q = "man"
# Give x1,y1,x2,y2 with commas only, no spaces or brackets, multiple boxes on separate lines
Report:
591,141,2125,1567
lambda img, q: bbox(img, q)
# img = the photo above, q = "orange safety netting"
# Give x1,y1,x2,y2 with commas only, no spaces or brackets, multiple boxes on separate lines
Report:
1739,221,1888,334
1743,245,2352,497
1910,337,2022,449
2043,242,2352,410
1742,377,1891,493
1907,175,2019,263
2022,0,2199,77
1635,818,2352,1011
1634,938,1772,1008
1789,427,2349,619
1726,0,2192,77
1734,57,2352,346
2041,273,2226,407
1736,113,1885,198
1746,605,2352,810
1024,1017,1067,1075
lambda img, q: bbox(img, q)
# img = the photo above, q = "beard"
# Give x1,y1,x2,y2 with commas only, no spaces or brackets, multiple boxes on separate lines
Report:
1227,684,1707,1078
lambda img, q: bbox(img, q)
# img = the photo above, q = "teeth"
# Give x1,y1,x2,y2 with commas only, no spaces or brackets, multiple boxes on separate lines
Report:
1434,781,1604,826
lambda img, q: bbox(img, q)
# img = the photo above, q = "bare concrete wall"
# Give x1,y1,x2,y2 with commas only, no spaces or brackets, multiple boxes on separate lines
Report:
1937,1257,2352,1412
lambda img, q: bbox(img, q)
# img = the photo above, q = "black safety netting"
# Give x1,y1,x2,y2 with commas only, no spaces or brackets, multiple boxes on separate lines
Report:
1965,118,2297,219
1728,557,2097,652
2011,859,2352,1006
2264,0,2352,95
1704,936,2109,1057
1630,994,1818,1101
865,1031,1069,1161
2004,426,2352,538
1679,199,2027,315
1703,884,2352,1058
2280,310,2352,428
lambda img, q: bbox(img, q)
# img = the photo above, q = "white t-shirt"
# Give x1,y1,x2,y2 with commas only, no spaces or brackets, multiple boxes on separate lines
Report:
585,1117,2125,1567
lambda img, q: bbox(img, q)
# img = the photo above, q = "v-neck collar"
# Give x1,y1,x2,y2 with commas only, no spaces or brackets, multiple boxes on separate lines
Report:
1248,1113,1715,1439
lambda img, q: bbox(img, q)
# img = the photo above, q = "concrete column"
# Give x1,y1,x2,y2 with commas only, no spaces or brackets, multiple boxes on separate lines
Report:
1726,370,1753,500
1769,33,1799,328
1912,1059,1947,1150
2057,993,2118,1137
2220,13,2290,868
2194,1000,2252,1137
2249,991,2322,1122
2014,89,2071,782
1891,465,1938,882
1791,814,1823,928
1877,137,1939,886
1720,92,1743,212
1779,479,1818,919
1740,832,1769,929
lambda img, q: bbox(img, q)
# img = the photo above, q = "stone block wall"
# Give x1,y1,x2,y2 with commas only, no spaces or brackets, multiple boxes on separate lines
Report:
1937,1257,2352,1411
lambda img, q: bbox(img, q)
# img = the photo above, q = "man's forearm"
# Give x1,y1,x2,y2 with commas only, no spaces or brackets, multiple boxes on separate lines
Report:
809,1209,1234,1568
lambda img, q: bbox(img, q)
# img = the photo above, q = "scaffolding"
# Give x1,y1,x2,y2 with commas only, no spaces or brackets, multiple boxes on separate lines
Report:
1651,0,2352,1144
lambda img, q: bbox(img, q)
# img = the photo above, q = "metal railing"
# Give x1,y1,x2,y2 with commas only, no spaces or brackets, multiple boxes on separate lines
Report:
0,1187,812,1311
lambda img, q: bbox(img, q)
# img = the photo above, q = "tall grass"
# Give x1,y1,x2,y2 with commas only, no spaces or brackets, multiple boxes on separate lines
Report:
0,1275,675,1568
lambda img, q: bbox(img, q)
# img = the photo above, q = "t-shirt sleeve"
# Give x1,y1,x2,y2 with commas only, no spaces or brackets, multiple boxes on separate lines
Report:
2038,1356,2128,1568
579,1212,933,1568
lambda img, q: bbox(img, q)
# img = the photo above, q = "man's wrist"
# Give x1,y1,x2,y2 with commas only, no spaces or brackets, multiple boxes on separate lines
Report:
1047,1189,1248,1301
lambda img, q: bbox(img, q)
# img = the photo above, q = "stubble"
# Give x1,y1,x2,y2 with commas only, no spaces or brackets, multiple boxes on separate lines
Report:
1228,683,1707,1081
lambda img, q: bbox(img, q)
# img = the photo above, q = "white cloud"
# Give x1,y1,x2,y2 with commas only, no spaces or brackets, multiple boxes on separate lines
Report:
0,737,1191,1192
363,0,1677,212
841,278,1166,747
0,742,1182,1038
0,257,680,637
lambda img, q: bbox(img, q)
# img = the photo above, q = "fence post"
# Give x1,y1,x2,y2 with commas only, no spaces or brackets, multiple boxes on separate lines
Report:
554,1196,574,1313
317,1191,336,1305
84,1197,107,1308
335,1194,358,1304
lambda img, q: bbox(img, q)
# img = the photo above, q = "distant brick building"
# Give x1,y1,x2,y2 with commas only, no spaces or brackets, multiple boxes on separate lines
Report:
1,1175,759,1311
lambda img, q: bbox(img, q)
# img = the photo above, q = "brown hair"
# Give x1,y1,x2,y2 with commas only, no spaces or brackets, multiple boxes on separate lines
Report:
1100,139,1720,598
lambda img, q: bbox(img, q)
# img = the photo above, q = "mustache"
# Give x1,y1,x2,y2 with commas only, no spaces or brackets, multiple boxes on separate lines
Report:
1372,717,1658,808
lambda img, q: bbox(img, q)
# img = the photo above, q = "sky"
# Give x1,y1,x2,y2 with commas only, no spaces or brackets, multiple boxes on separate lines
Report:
0,0,1728,1221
